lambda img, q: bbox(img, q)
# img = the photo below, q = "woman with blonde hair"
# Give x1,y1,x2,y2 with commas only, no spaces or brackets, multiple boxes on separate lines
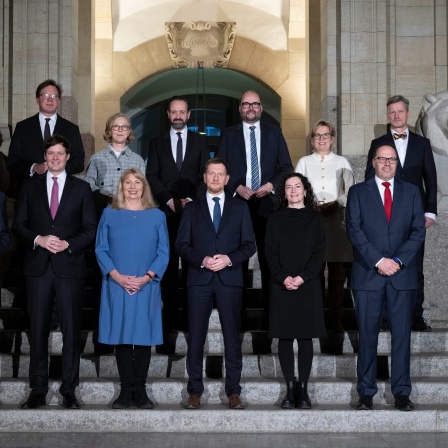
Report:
96,168,169,409
296,120,355,333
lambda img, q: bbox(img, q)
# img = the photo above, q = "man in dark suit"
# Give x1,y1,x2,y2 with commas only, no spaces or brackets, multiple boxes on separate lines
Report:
12,135,96,410
0,191,11,257
347,144,426,411
146,96,209,330
7,79,85,198
176,158,256,410
365,95,437,332
216,91,293,317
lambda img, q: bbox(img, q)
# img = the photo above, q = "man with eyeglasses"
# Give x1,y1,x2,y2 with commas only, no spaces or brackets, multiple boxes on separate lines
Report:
347,144,425,411
7,79,85,199
216,91,293,325
364,95,437,332
146,96,209,330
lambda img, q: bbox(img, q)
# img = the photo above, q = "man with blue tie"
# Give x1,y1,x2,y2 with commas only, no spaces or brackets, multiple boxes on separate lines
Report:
216,91,293,319
176,158,256,410
347,144,426,411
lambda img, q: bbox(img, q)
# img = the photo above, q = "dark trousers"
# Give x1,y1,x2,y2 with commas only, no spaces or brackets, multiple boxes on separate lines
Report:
354,281,415,398
186,277,242,397
413,243,425,320
26,264,83,395
162,213,187,328
242,200,269,311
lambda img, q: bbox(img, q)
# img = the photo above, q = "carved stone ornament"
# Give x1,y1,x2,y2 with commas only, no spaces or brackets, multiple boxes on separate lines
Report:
165,22,236,68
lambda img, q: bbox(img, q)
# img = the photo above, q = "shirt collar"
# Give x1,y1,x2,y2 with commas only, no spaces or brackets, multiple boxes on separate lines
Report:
170,127,187,137
39,112,57,123
243,121,260,131
375,176,394,188
206,191,225,202
46,170,67,181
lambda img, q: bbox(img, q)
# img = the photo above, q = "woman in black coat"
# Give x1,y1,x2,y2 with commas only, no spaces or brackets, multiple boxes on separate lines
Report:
265,172,326,409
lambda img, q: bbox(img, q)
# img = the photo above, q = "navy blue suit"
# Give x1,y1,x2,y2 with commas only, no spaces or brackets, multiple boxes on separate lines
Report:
365,131,437,319
176,193,256,397
346,178,425,397
216,123,293,310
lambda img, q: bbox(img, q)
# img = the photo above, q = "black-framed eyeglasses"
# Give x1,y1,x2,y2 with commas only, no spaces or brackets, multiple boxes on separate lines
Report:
374,157,398,164
111,125,130,131
241,102,261,109
313,133,332,140
40,93,59,100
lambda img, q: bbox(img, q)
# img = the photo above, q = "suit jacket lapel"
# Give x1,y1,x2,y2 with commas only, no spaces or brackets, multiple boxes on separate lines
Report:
236,125,247,170
259,123,268,170
32,114,45,146
217,194,233,234
37,174,52,219
199,198,216,234
366,177,389,224
389,180,403,225
54,175,74,220
164,133,179,171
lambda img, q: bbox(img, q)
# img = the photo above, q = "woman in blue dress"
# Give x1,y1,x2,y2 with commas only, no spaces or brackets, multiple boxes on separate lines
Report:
95,168,169,409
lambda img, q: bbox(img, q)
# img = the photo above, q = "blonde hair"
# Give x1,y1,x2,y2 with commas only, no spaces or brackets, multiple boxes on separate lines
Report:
103,113,135,144
111,169,157,210
310,119,336,152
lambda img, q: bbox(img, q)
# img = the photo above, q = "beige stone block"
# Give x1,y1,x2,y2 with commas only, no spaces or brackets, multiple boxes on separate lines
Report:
282,119,306,140
95,5,112,22
354,94,376,125
396,66,435,76
286,138,306,161
435,5,447,35
289,19,305,39
289,38,305,53
376,63,388,94
341,124,365,155
395,75,436,98
228,37,256,71
435,36,447,65
95,77,124,101
126,44,154,78
340,32,351,63
145,37,173,72
289,52,305,76
396,7,434,37
340,63,351,94
353,32,376,63
290,5,304,22
112,53,142,91
340,1,351,33
326,1,337,36
26,33,48,63
95,22,112,40
340,93,351,124
95,40,113,77
277,76,306,100
375,94,389,123
248,45,289,90
396,0,433,6
436,66,447,92
281,99,306,120
396,37,435,66
377,32,387,63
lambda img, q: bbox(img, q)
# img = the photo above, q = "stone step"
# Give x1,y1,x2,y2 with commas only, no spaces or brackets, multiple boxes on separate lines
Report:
1,404,446,433
2,352,448,379
2,377,448,406
1,328,447,356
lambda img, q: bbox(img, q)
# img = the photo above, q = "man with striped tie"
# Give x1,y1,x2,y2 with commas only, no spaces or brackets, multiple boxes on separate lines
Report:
216,91,293,322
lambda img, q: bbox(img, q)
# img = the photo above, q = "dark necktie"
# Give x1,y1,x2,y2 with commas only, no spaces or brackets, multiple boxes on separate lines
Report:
393,132,406,140
212,197,221,232
50,176,59,219
382,181,392,222
44,118,51,142
249,126,260,190
176,132,183,171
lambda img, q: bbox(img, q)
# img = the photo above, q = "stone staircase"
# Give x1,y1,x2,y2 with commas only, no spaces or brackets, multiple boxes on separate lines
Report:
1,252,448,433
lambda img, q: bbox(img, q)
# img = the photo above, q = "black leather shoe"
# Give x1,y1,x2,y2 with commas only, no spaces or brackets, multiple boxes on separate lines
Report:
356,395,373,410
412,316,432,332
395,395,414,411
21,393,46,409
62,392,81,409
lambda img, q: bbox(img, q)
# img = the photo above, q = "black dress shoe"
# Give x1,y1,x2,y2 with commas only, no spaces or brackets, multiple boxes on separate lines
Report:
394,395,414,411
62,392,81,409
21,393,46,409
356,395,373,410
412,316,432,332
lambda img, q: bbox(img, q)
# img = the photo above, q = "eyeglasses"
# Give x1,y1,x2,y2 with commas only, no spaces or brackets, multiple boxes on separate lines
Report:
241,102,261,109
374,157,398,164
40,93,59,100
313,133,331,140
111,125,130,131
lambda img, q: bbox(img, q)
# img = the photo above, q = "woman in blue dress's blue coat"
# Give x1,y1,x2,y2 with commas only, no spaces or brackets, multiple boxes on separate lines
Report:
95,168,169,409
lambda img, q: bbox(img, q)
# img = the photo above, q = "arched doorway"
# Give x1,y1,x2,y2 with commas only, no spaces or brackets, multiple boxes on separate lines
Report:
120,68,282,158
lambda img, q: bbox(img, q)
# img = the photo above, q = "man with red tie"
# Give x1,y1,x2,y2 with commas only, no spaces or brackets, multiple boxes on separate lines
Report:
364,95,437,331
12,135,96,410
347,144,426,411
